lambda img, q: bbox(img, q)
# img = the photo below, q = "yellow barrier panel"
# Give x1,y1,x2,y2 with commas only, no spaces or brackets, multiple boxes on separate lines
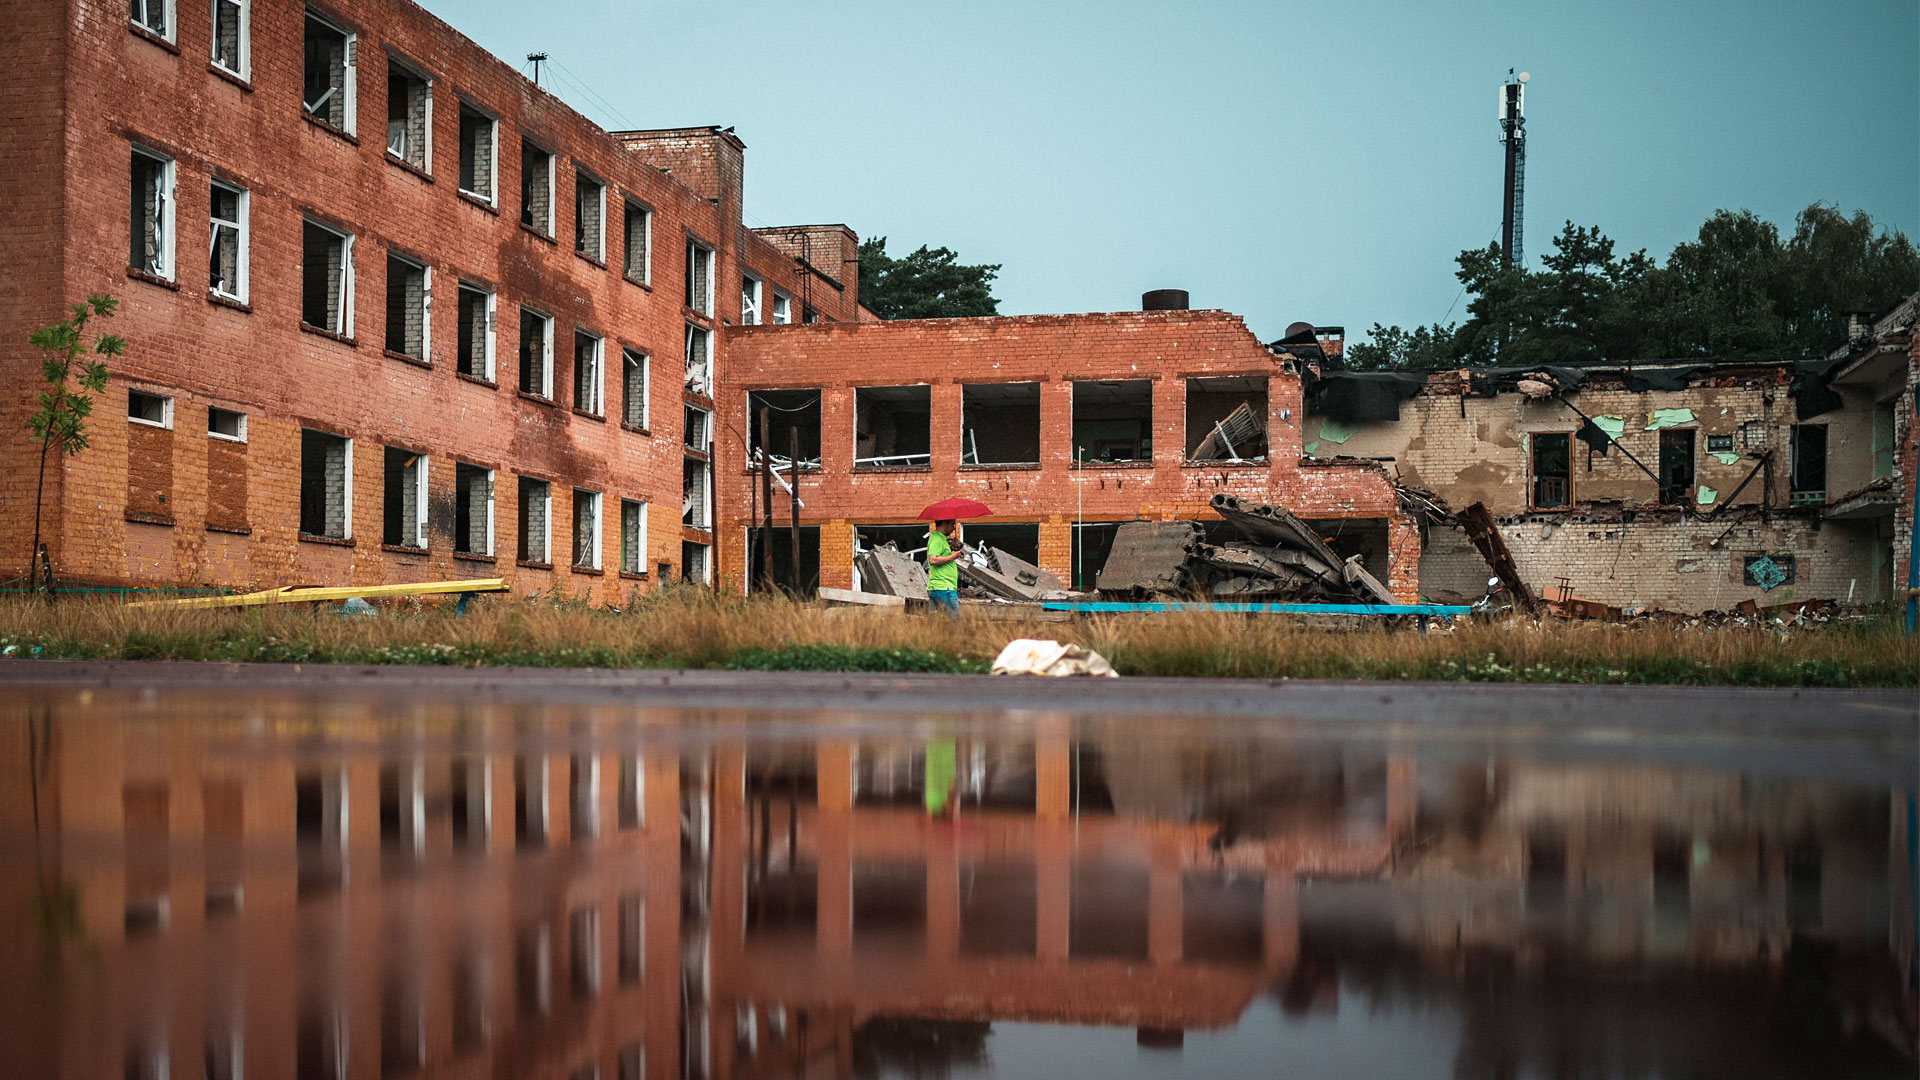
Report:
128,578,508,610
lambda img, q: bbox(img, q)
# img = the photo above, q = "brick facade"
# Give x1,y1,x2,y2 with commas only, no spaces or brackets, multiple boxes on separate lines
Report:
0,0,856,599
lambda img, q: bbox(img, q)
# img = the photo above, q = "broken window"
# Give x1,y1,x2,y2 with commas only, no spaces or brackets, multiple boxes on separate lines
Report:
208,406,245,441
383,252,428,359
382,447,426,548
1529,432,1572,509
208,180,247,301
458,103,495,201
741,276,762,325
295,769,347,897
385,57,431,170
747,390,821,467
681,540,709,583
685,241,713,315
855,385,931,469
961,383,1041,466
569,905,601,999
514,919,551,1013
623,200,650,282
771,290,791,325
302,11,355,133
803,305,820,324
301,217,353,335
572,488,600,570
1071,380,1152,463
683,458,710,528
212,0,247,77
1184,376,1267,461
747,526,820,597
1657,428,1695,506
519,308,553,398
129,147,174,279
962,523,1039,566
379,962,425,1075
454,462,493,557
621,349,647,428
684,405,711,453
129,389,171,428
616,894,643,980
299,429,351,539
1791,423,1827,503
456,282,493,379
520,139,553,234
573,330,602,414
131,0,173,39
574,170,603,260
684,323,711,395
620,499,646,574
518,477,551,564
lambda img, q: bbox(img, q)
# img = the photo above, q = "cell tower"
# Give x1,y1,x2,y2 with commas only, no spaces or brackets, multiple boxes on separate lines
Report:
1499,69,1529,266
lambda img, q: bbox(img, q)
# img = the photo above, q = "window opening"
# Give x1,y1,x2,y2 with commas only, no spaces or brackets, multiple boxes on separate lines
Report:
454,463,493,556
1705,433,1733,454
208,407,246,441
575,171,603,259
569,757,599,841
771,291,791,325
1530,432,1572,509
747,390,822,470
212,0,248,77
684,405,710,453
299,430,351,539
384,253,428,359
620,499,647,574
129,389,171,428
385,58,430,170
519,309,553,398
573,489,601,569
458,104,495,201
455,283,493,379
621,349,647,428
520,140,552,234
513,918,552,1014
683,458,710,528
802,305,820,324
131,0,172,39
1657,429,1696,506
1072,380,1153,463
129,148,174,278
518,477,551,563
208,180,247,300
1184,376,1267,461
1790,424,1827,504
616,894,644,981
854,385,931,469
741,276,761,325
573,331,602,414
746,526,820,597
301,218,353,335
382,447,426,548
302,11,354,132
680,541,709,583
683,323,710,394
961,383,1041,465
1870,404,1894,480
623,201,650,282
685,242,712,315
569,905,601,999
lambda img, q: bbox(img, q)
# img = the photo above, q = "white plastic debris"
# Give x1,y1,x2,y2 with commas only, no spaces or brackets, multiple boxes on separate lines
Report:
990,638,1119,678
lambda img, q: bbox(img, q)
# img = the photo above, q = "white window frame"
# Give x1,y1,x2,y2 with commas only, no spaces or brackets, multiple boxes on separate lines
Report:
575,169,604,262
303,9,357,135
573,489,601,570
621,349,648,429
771,290,791,325
385,252,430,360
620,499,647,575
574,330,603,415
457,102,498,204
683,323,710,395
741,275,762,326
685,241,713,316
683,459,711,530
207,406,247,443
457,282,495,380
385,54,434,173
301,433,354,541
623,201,651,284
131,147,175,280
455,462,494,557
522,309,554,398
684,405,711,454
211,0,249,78
131,0,174,41
302,217,355,336
520,477,552,564
208,179,248,302
522,140,554,235
128,389,173,430
391,451,428,549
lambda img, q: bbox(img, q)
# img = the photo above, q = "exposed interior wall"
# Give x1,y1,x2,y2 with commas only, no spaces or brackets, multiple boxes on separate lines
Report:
962,383,1041,465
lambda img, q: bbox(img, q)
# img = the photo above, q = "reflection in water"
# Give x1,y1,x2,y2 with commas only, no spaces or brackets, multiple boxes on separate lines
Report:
0,690,1913,1079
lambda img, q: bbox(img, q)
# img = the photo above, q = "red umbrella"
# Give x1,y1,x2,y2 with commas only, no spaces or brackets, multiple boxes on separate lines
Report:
918,497,992,521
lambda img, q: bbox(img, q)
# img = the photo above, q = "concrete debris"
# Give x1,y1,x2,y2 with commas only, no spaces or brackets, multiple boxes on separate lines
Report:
854,542,928,599
990,638,1118,678
817,586,905,607
1097,521,1204,596
959,544,1069,602
1091,498,1396,604
1457,502,1538,613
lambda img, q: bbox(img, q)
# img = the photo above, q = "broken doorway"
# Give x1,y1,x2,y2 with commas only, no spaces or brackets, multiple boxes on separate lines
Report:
1658,429,1696,505
854,386,931,469
1530,432,1572,510
1071,380,1153,464
747,526,820,597
1185,377,1267,461
960,382,1040,466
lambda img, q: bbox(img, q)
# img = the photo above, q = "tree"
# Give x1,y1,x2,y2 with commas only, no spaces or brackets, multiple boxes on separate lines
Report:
26,294,121,595
857,237,1001,320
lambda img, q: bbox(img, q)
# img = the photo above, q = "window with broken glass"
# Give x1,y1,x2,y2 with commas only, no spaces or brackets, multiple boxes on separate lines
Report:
621,349,648,429
620,500,646,575
685,241,712,315
1790,424,1826,503
382,447,427,549
521,140,553,234
741,276,761,325
518,477,551,564
572,489,601,570
208,180,246,301
458,104,495,201
575,171,603,260
573,330,603,415
303,11,355,133
623,201,650,282
300,218,353,335
131,0,173,40
129,148,174,279
212,0,248,77
1657,429,1695,506
519,308,553,398
683,324,710,395
456,283,493,379
386,58,431,171
1529,432,1573,509
384,253,428,359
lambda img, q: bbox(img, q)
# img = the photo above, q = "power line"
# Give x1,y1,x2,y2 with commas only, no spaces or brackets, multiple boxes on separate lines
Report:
548,57,638,130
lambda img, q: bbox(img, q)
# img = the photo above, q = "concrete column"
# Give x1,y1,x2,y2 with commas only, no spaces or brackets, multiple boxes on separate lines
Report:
930,381,963,474
1037,515,1072,587
1387,513,1422,604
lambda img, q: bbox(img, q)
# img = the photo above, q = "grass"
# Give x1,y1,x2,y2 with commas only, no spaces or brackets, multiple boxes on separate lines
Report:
0,587,1913,687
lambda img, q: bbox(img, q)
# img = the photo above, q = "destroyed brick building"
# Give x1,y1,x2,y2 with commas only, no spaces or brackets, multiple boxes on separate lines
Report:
0,0,859,599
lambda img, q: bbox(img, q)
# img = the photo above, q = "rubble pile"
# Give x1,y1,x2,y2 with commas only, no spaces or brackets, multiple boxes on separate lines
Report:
1095,494,1396,604
855,541,1071,603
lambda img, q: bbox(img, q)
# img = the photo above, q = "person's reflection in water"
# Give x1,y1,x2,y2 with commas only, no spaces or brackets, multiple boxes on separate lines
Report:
924,738,957,819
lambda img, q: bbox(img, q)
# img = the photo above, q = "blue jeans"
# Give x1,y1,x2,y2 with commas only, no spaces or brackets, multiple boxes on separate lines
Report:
927,589,960,618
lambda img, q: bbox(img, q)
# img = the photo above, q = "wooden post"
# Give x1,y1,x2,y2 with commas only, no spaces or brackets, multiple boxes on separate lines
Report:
759,406,774,593
789,427,802,596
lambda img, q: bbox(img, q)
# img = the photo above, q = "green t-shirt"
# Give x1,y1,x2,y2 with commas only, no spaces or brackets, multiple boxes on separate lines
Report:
926,530,959,592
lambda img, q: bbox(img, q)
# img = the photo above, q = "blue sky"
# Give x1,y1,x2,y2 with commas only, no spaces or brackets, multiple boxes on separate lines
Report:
419,0,1918,343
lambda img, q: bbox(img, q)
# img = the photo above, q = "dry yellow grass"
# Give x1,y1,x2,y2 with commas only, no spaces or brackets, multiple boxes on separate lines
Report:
0,588,1913,686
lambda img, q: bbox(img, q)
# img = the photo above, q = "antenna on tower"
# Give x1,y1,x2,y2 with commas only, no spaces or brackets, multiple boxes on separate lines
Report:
1499,69,1529,267
528,52,549,86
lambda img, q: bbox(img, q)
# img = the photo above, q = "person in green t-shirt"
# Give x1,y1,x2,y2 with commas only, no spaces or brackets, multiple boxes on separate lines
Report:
925,519,962,618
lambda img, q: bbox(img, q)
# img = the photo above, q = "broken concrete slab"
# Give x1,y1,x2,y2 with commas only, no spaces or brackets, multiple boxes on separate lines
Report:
960,544,1066,601
1097,521,1203,596
856,542,928,598
818,586,906,607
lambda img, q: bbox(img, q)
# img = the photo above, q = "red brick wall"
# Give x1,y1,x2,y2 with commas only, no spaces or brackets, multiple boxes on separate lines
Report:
2,0,832,598
716,311,1411,597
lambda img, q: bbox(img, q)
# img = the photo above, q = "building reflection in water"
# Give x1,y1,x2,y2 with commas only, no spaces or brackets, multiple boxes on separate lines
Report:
0,691,1913,1079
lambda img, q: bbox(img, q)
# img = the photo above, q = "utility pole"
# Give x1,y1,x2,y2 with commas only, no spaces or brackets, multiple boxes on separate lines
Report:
1499,69,1530,267
788,428,802,596
527,52,548,86
758,407,774,593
